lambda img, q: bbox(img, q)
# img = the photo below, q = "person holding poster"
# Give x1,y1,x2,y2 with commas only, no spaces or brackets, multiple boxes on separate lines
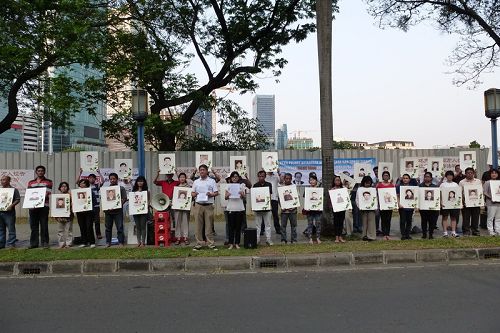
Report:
224,172,246,249
396,174,418,240
459,167,482,236
356,176,376,241
483,169,500,236
132,176,150,247
280,173,298,244
440,171,461,238
420,172,439,239
77,168,104,239
331,176,346,243
55,182,73,248
0,176,20,249
253,171,273,245
304,175,322,244
104,173,128,247
376,171,395,240
266,170,281,235
27,165,53,249
75,179,96,248
173,173,191,246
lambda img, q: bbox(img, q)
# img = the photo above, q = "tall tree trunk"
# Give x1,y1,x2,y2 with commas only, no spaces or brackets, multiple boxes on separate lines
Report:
316,1,334,230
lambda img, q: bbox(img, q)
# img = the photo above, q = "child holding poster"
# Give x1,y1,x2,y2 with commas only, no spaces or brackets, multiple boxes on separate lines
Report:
331,176,346,243
55,182,73,248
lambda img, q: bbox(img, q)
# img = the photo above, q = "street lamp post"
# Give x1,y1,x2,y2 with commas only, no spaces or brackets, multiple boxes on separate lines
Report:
485,88,500,170
132,88,147,177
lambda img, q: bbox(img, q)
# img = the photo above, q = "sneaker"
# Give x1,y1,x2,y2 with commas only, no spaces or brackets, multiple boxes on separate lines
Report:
266,241,273,246
472,231,481,236
105,243,111,248
281,240,287,244
442,233,449,238
235,244,240,249
90,244,96,248
451,233,460,238
228,245,234,250
193,244,203,251
79,244,86,248
208,245,218,251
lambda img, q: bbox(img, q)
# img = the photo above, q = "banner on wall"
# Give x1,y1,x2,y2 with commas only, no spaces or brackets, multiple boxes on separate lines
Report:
333,158,377,178
0,169,34,196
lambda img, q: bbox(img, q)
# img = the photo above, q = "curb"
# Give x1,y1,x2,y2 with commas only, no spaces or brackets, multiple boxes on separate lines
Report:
2,247,500,277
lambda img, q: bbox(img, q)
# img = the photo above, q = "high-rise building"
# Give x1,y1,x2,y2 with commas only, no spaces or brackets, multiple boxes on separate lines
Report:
183,108,213,141
252,94,275,147
0,99,41,151
275,123,288,150
288,136,314,150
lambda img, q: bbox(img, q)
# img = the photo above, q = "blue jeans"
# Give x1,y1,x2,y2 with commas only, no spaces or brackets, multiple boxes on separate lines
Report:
105,212,125,245
281,212,297,243
0,211,16,247
29,207,49,247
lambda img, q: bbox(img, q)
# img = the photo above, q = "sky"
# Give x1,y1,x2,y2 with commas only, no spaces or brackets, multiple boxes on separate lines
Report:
216,0,498,149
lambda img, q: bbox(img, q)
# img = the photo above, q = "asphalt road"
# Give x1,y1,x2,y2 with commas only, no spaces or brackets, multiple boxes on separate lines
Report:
1,265,500,333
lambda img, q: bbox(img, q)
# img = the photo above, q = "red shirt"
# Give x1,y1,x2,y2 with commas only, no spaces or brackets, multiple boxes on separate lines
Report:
155,179,179,199
376,182,395,189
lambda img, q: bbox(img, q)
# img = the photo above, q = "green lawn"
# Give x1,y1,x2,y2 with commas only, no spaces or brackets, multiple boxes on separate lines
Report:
1,236,500,262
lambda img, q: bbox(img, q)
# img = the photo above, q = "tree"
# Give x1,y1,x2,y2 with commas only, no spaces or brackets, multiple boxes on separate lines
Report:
333,140,355,149
365,0,500,87
469,140,481,148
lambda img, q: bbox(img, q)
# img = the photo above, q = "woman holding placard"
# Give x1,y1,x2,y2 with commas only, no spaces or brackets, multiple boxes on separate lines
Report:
331,176,346,243
483,169,500,236
55,182,73,248
356,176,376,241
419,172,439,239
376,171,395,240
305,175,322,244
173,173,191,245
132,176,150,247
75,179,96,248
440,171,461,238
225,171,246,249
396,174,417,240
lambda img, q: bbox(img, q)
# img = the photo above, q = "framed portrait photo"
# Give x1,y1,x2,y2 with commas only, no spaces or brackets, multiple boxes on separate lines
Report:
427,157,444,178
0,188,14,212
441,187,463,209
159,153,176,175
400,157,418,179
100,186,122,211
357,187,378,211
261,152,279,172
251,187,271,211
129,191,149,215
460,151,477,171
399,186,419,209
278,185,300,209
196,151,213,169
172,186,192,211
304,187,324,211
71,188,93,213
377,187,398,210
80,151,99,172
114,159,133,179
50,194,71,218
490,180,500,203
418,188,441,210
230,156,248,177
22,187,47,209
463,184,484,207
329,188,352,212
378,162,394,182
354,163,372,184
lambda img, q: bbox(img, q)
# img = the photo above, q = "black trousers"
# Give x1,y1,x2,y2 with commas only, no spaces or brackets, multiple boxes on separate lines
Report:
399,209,414,238
92,207,101,237
380,210,392,236
462,207,480,234
228,211,243,245
271,200,281,233
77,211,95,245
420,210,439,235
333,211,345,237
29,207,49,247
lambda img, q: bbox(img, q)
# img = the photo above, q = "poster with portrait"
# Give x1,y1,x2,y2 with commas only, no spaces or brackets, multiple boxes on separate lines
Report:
357,187,378,211
22,187,47,209
230,156,248,177
0,188,14,212
100,185,122,211
278,185,300,209
262,152,279,172
71,188,92,213
329,188,352,212
377,187,398,210
400,157,418,179
251,187,271,211
218,183,229,208
159,153,176,175
196,151,213,169
354,163,372,183
304,187,324,211
378,162,394,182
418,188,441,210
427,157,444,178
80,151,99,172
114,159,133,179
399,186,419,209
171,186,192,211
339,174,356,190
441,187,463,209
50,194,71,218
129,191,148,215
463,184,484,207
459,151,476,171
490,180,500,203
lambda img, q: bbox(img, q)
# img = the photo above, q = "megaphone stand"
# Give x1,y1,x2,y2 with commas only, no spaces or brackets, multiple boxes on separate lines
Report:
154,210,171,247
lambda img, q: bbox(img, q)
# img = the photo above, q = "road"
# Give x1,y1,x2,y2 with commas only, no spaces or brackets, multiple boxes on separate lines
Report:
1,264,499,332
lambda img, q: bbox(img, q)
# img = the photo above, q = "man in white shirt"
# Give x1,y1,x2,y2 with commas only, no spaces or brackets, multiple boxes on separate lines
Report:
459,167,482,236
191,164,219,250
266,170,281,234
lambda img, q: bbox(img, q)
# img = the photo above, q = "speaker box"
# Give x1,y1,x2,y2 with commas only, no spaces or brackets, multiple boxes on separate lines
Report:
244,228,257,249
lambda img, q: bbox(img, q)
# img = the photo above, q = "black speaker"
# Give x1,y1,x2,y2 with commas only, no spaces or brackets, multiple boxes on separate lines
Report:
244,228,257,249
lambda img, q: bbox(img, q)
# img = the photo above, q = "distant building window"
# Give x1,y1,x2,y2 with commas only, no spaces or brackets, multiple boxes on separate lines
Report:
84,126,100,139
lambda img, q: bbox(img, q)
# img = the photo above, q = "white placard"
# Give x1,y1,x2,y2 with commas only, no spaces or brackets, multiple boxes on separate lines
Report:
357,187,378,211
459,151,477,170
159,153,176,174
227,183,241,199
251,187,271,211
262,152,279,172
218,183,229,208
339,173,355,190
230,156,248,177
172,186,193,211
196,151,213,169
129,191,148,215
463,184,484,207
278,185,300,209
441,187,463,209
400,157,418,179
329,188,352,212
0,188,14,211
100,186,122,211
378,162,394,182
114,159,133,179
80,151,99,172
304,187,324,211
71,188,93,213
377,187,398,210
354,163,372,183
427,157,444,178
418,188,441,210
22,188,47,209
50,194,71,217
399,186,419,209
490,180,500,203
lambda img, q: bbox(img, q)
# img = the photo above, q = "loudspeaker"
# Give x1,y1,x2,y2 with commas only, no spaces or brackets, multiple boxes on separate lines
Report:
244,228,257,249
151,193,170,211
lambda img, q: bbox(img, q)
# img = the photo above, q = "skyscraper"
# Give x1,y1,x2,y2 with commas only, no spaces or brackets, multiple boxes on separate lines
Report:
252,94,275,147
275,123,288,150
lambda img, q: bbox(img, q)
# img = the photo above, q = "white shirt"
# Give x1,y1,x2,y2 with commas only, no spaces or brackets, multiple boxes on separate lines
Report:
266,174,279,201
192,177,218,204
440,181,459,189
225,183,246,212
